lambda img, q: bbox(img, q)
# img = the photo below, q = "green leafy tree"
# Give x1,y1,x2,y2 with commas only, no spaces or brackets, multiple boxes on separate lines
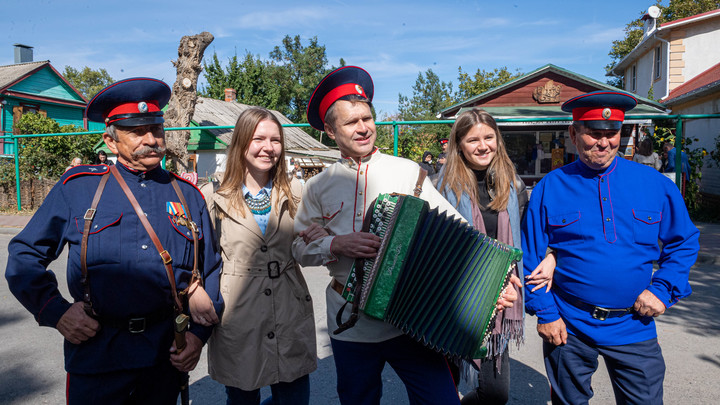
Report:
201,35,344,146
270,35,337,123
396,69,454,160
455,66,523,101
201,51,288,114
605,0,720,87
12,113,100,180
62,66,114,99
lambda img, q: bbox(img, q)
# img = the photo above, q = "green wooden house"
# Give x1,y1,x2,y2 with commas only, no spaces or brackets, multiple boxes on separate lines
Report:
0,59,99,155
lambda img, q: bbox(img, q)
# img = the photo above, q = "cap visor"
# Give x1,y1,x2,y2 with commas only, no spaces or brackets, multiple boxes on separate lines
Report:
580,120,623,131
112,116,165,127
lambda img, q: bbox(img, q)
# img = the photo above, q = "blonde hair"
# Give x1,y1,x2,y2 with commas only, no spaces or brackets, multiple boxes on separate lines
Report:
439,108,518,211
217,107,298,218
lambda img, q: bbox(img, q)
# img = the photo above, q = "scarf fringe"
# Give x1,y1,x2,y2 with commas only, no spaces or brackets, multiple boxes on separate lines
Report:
460,318,524,387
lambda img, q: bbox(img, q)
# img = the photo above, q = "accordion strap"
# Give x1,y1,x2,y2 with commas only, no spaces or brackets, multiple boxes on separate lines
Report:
333,198,379,335
414,168,427,197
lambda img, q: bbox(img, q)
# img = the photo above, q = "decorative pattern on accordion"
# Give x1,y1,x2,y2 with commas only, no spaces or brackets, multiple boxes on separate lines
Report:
343,193,522,360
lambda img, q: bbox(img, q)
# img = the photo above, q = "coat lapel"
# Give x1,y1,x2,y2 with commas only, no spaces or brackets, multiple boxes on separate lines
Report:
264,188,287,242
213,193,265,240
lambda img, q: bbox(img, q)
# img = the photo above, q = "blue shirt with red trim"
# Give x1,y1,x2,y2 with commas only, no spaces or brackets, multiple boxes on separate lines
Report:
5,163,223,373
522,157,698,345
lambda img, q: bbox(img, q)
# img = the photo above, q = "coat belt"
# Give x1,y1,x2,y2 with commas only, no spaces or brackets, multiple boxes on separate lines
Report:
226,260,295,278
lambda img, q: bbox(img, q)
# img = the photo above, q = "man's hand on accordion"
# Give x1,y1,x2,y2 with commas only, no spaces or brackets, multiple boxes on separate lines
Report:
496,274,523,311
330,232,382,259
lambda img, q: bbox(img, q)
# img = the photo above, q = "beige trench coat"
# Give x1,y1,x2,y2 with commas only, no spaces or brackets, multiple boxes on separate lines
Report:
202,179,317,390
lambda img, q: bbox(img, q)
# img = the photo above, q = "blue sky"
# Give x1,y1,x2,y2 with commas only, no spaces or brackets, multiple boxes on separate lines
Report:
2,0,658,116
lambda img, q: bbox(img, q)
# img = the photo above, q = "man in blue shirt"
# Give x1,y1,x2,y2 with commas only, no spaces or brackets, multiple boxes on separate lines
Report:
522,91,699,404
5,78,223,404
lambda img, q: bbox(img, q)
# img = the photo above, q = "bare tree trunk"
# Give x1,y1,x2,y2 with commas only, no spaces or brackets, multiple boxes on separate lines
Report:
164,31,214,173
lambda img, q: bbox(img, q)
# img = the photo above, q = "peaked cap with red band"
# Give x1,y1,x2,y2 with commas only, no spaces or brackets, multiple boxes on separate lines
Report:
561,90,637,130
307,66,374,131
85,77,171,126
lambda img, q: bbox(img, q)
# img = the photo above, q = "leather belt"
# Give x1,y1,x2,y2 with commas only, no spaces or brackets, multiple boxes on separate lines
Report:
553,287,633,321
330,279,345,296
96,306,175,333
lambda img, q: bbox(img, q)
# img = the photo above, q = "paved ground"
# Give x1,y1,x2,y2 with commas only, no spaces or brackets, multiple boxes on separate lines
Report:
0,217,719,404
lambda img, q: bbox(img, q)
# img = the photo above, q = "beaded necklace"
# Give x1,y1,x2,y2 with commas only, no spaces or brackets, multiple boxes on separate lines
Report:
244,191,271,215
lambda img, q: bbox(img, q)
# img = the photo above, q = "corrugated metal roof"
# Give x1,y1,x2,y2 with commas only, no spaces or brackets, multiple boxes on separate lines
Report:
192,97,331,151
0,60,49,90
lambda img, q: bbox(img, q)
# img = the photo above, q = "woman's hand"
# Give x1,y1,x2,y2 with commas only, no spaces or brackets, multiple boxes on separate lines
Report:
188,281,219,326
496,274,523,311
525,251,557,293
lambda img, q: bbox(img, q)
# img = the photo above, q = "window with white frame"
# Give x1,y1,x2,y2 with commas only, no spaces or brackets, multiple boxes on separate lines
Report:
654,46,662,80
631,65,637,91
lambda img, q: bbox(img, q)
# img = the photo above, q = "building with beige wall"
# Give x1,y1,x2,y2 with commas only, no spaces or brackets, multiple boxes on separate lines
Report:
614,7,720,198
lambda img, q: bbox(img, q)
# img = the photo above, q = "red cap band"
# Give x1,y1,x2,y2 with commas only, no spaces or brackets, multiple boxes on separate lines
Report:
318,83,367,125
105,100,161,121
572,106,624,122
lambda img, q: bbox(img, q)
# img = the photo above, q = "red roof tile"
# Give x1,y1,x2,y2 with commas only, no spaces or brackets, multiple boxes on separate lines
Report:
660,8,720,28
662,61,720,103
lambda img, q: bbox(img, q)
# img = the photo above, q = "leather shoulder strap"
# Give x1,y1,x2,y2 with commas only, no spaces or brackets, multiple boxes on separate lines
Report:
170,178,200,286
80,173,110,315
109,165,183,313
414,168,428,197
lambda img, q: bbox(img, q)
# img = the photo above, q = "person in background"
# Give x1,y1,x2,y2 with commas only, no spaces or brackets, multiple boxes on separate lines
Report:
419,151,436,176
523,91,699,404
292,160,305,185
200,107,323,405
633,137,661,170
65,157,82,171
95,150,114,165
436,152,447,172
663,141,691,196
437,108,556,404
439,138,449,153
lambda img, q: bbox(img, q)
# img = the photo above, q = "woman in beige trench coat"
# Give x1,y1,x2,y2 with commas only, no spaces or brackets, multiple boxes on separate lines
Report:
198,107,325,405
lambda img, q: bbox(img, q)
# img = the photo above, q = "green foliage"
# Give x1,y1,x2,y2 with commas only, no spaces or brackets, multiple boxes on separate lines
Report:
0,113,101,183
397,69,454,151
709,133,720,167
375,114,440,162
62,66,114,99
270,35,333,123
201,35,344,146
605,0,720,87
645,121,708,214
201,51,288,113
455,66,523,101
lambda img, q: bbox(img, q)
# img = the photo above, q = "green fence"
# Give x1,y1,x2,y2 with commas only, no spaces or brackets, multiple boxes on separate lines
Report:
3,114,720,211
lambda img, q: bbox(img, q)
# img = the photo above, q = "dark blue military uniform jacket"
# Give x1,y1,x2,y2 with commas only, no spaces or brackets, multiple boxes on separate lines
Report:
5,163,223,373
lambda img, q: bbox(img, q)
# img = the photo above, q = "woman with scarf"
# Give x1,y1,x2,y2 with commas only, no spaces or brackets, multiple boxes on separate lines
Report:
437,108,555,404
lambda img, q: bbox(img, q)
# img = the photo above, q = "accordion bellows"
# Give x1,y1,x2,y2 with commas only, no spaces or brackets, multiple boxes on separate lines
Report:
341,193,522,360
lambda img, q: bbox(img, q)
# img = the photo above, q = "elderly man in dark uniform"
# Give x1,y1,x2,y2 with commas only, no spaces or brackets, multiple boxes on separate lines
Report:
522,91,699,404
5,77,223,404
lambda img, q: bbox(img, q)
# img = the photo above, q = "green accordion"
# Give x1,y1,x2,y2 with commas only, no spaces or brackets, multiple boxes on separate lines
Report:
339,193,522,360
